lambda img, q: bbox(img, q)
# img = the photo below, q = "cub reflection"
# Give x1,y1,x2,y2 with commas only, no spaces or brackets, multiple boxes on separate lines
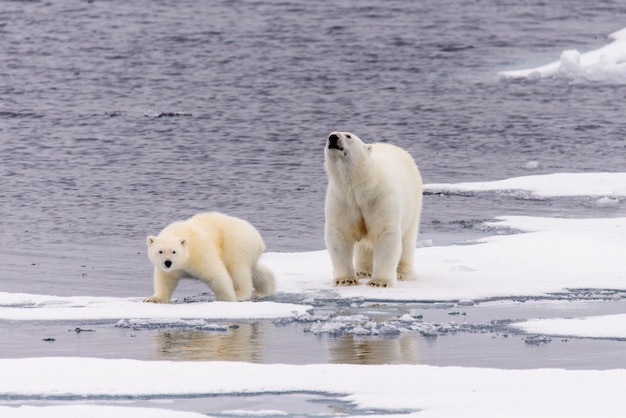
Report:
329,334,419,365
152,323,263,362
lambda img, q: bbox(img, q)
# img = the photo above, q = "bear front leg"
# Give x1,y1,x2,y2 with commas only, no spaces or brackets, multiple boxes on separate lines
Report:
368,228,402,288
198,263,238,302
144,268,181,303
355,242,373,279
325,228,358,286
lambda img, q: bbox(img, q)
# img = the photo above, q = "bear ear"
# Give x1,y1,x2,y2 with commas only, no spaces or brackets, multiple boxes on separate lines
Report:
180,238,187,247
365,144,373,155
147,235,156,246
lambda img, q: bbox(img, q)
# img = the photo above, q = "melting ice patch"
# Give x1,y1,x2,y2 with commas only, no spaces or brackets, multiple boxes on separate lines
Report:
280,312,474,337
499,27,626,82
515,314,626,339
0,293,311,321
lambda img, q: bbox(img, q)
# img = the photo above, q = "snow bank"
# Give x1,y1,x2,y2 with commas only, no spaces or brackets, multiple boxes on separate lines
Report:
499,27,626,82
0,358,625,417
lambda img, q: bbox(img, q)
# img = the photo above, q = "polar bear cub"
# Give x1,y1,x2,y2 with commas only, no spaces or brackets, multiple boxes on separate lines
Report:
324,132,423,288
145,212,275,303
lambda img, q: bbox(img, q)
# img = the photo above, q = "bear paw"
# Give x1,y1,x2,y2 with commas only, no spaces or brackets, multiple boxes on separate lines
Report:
333,277,360,286
367,278,394,288
143,296,168,303
397,271,417,281
356,270,372,279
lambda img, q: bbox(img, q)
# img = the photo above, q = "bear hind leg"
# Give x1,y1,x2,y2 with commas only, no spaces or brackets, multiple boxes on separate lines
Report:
200,264,237,302
251,262,276,299
397,219,419,281
227,264,255,301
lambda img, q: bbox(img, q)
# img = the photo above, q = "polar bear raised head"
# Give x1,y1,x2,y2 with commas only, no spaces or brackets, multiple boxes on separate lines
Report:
325,131,372,164
146,234,189,272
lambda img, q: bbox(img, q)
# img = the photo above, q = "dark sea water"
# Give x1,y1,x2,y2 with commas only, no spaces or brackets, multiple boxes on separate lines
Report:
1,0,626,383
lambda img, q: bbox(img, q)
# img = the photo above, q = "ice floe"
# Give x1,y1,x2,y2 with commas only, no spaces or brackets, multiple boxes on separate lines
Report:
515,314,626,339
1,358,625,417
266,215,626,302
499,26,626,82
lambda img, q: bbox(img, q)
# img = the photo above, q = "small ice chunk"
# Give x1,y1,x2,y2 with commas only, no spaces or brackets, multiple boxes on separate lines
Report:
417,239,434,248
521,160,540,170
594,196,621,207
525,335,552,345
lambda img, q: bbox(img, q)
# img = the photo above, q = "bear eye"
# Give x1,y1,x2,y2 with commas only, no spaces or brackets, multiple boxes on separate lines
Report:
158,250,163,254
346,134,352,139
172,250,176,254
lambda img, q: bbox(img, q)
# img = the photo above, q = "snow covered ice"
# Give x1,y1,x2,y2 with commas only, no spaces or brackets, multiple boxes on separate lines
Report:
2,172,626,417
2,358,626,418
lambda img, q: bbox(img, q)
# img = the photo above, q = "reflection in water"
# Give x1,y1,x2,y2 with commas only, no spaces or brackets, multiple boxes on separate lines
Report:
148,321,421,365
152,323,263,362
329,334,420,365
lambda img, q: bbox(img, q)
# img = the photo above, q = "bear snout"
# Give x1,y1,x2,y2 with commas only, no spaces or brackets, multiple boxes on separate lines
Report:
328,133,343,151
164,260,173,268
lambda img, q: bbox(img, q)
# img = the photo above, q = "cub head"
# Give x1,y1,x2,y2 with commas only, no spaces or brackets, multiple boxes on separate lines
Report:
325,131,372,162
146,234,188,272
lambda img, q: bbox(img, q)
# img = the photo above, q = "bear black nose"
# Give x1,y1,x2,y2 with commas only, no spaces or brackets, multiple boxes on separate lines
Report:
164,260,172,268
328,134,343,150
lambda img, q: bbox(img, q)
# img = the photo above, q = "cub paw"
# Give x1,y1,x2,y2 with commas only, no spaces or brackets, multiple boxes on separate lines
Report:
143,296,168,303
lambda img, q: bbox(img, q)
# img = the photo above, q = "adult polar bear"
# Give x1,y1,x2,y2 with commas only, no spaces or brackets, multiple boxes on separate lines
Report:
324,132,423,288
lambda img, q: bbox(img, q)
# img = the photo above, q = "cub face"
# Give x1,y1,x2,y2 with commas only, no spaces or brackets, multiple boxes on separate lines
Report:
325,131,371,161
146,235,188,272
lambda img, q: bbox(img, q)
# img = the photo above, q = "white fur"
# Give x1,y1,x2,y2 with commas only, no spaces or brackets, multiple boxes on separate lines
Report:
324,132,423,288
145,212,275,303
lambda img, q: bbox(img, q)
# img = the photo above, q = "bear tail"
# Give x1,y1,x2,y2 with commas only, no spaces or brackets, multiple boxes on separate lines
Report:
252,262,276,299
